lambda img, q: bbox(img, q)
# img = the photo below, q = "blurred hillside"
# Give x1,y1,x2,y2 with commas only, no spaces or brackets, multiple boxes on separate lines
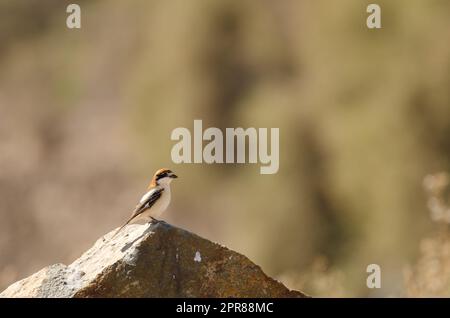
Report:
0,0,450,296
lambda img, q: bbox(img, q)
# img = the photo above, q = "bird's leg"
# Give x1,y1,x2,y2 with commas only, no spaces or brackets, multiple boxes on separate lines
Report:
150,217,160,223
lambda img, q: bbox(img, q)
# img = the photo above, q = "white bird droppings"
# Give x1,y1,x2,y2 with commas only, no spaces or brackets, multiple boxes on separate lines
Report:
194,251,202,262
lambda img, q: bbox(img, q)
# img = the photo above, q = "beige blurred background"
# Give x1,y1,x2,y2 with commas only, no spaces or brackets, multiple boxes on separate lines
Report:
1,0,450,297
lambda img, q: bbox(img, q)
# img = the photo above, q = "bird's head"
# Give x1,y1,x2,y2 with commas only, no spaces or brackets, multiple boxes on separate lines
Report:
149,168,178,188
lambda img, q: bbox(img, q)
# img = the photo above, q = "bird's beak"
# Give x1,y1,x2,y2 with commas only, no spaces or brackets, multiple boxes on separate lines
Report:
170,174,178,179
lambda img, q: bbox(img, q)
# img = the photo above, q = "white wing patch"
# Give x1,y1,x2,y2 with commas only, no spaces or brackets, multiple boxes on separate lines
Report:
139,188,158,204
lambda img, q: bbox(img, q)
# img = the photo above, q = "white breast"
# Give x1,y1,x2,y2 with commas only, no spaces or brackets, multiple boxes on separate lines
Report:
140,185,171,220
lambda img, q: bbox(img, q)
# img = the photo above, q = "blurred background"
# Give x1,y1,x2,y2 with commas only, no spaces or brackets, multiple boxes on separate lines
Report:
1,0,450,297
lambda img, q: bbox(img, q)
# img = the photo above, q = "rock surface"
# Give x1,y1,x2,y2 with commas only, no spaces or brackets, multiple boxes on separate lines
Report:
0,222,305,298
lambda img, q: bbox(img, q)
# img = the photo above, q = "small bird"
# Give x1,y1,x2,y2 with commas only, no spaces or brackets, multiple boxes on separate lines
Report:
109,168,178,240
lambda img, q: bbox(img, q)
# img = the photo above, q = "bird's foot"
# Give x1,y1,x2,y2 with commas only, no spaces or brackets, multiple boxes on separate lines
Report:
149,217,166,224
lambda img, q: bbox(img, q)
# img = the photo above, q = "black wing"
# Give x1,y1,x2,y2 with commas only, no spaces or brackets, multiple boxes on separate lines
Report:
129,187,164,220
109,188,164,240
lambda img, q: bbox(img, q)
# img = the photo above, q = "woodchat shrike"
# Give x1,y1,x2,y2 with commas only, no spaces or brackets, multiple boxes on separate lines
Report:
109,168,178,240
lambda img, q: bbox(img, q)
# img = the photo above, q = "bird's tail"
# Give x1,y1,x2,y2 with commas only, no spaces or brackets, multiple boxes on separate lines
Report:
105,204,143,242
107,218,133,242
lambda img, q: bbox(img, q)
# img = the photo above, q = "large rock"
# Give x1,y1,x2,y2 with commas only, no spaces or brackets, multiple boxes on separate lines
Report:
0,222,305,297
